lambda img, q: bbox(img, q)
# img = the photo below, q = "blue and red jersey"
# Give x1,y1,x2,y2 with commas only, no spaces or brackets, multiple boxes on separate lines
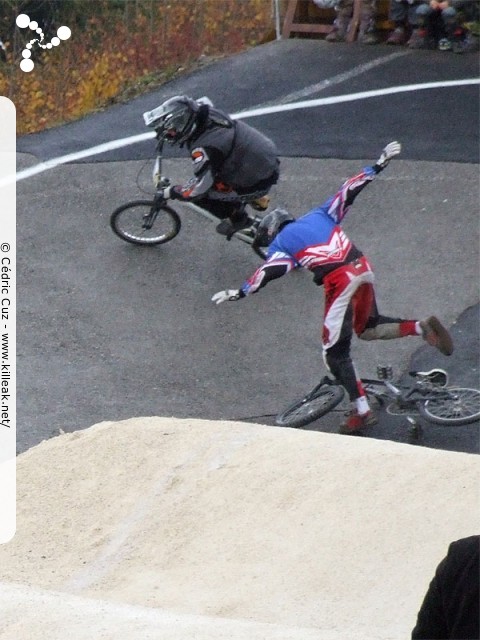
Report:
241,165,378,295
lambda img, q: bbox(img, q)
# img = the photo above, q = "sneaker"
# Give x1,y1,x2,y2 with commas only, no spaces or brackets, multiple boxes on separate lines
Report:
250,195,270,212
420,316,454,356
386,27,406,45
452,39,465,53
463,32,479,52
339,410,377,435
438,37,452,51
359,31,379,45
452,33,478,53
407,28,434,49
215,212,251,237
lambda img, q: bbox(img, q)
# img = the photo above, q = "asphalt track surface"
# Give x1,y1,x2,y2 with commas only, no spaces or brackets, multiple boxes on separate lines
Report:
16,38,479,455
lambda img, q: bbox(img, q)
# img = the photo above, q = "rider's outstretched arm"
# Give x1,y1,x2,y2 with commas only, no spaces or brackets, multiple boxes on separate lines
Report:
211,252,296,304
242,252,296,295
325,141,401,224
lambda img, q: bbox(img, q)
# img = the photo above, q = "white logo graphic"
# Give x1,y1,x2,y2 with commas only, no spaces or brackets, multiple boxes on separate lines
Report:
299,229,351,267
15,13,71,72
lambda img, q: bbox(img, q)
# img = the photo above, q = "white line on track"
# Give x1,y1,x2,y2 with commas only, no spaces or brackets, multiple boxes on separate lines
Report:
11,77,479,185
234,78,480,119
249,49,411,108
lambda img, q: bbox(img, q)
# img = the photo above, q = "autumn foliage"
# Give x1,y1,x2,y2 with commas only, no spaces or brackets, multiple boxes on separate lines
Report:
0,0,274,135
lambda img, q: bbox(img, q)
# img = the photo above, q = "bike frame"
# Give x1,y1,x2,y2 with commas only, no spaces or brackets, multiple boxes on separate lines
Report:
362,374,467,419
363,377,440,405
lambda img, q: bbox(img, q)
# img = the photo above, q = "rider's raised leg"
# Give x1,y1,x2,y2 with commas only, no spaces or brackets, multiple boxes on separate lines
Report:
358,314,454,356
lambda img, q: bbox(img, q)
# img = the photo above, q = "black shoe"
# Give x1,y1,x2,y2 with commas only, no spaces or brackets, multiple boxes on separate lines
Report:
216,213,251,238
420,316,454,356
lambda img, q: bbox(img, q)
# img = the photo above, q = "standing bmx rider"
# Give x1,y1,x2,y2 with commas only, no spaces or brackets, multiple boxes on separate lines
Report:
211,141,454,434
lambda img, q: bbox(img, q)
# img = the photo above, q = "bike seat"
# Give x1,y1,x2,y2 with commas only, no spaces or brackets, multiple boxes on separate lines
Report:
409,368,448,386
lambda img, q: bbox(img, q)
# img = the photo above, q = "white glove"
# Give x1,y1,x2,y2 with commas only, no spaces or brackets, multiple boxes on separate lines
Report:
161,185,172,200
211,289,242,305
376,141,401,169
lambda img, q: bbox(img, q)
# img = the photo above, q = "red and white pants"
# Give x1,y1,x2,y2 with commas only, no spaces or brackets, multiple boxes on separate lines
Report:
322,255,375,350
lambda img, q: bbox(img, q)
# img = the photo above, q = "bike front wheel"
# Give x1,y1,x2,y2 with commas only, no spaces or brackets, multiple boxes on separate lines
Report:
419,387,480,425
110,200,181,246
275,382,345,429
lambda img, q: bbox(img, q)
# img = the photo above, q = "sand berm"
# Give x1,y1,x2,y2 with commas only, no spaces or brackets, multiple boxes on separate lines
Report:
0,416,478,639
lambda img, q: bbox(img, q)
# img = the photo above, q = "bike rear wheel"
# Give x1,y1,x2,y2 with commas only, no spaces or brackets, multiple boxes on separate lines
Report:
419,387,480,425
275,382,345,429
110,200,181,245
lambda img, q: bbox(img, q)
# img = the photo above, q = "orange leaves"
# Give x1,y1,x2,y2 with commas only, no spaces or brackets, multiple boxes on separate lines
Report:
2,0,272,135
69,53,125,117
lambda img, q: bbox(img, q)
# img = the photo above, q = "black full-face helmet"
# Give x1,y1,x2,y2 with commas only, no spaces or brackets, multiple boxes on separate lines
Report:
143,95,202,145
254,207,295,246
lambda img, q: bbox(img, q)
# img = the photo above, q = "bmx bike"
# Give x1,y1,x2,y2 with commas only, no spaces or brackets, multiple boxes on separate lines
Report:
275,366,480,440
109,137,269,259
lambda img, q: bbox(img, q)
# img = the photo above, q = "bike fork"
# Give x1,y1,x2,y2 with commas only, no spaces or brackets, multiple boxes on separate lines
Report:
142,195,164,229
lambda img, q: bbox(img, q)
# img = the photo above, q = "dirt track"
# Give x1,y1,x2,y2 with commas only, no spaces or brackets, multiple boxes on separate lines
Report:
0,417,478,639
